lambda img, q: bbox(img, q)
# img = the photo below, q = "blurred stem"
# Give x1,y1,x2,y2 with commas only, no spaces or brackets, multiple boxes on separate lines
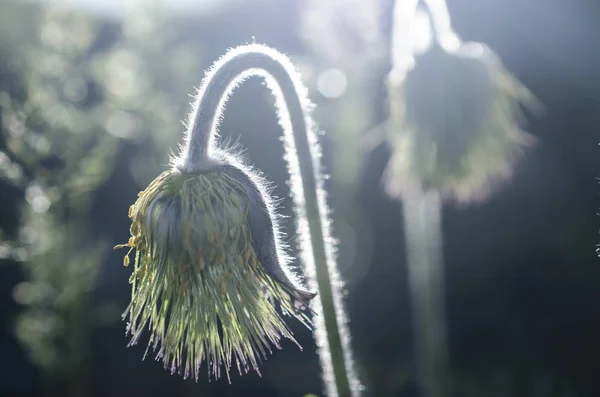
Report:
403,192,449,397
390,1,451,396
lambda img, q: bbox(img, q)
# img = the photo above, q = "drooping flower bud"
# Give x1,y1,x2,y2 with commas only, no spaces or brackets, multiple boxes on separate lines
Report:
384,40,540,203
116,159,316,381
115,44,317,382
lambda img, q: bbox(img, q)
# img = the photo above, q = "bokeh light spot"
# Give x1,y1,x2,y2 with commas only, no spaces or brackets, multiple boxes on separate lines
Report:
12,247,28,262
63,78,88,103
317,68,347,99
0,244,11,260
26,184,51,213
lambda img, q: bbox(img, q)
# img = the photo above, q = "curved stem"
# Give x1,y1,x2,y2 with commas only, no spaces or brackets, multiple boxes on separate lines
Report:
423,0,454,39
179,44,359,397
421,0,460,50
418,0,441,46
390,0,420,77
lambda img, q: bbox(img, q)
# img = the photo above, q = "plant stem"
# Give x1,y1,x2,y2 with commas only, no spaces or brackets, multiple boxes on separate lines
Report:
403,191,449,397
179,44,359,396
389,2,452,396
285,93,358,397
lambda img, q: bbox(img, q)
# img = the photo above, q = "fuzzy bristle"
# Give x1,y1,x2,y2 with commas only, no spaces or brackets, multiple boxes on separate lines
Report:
116,168,313,381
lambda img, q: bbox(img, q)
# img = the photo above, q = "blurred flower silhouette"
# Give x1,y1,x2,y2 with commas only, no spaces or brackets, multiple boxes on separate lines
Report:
382,2,542,397
384,2,541,203
117,157,316,381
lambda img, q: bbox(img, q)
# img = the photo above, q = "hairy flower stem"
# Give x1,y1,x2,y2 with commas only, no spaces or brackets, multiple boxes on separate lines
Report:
249,50,358,397
284,86,356,397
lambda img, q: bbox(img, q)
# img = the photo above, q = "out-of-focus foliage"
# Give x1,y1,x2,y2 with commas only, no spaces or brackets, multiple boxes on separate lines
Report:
92,0,203,187
0,0,204,389
300,0,385,73
1,6,115,194
1,4,119,377
300,0,385,191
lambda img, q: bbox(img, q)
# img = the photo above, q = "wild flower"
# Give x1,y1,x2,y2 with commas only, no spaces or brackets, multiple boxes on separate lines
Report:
384,3,540,203
115,45,319,382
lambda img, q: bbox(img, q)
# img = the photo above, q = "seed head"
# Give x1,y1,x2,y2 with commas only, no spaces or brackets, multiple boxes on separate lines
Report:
116,161,315,381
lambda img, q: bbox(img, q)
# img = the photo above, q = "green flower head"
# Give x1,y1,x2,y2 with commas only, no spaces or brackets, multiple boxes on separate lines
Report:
385,41,541,202
116,159,316,381
114,44,321,383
